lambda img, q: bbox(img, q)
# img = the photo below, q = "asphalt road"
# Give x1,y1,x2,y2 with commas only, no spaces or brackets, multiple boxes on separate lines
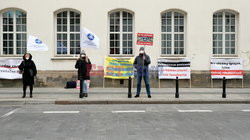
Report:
0,104,250,140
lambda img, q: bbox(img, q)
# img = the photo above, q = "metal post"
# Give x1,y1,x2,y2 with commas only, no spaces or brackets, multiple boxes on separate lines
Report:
128,77,132,98
222,77,226,98
175,77,179,98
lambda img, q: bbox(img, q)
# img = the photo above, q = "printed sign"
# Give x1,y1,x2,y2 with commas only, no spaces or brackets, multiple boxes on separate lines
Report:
211,58,243,79
137,33,154,46
104,56,134,79
158,58,191,79
0,59,22,79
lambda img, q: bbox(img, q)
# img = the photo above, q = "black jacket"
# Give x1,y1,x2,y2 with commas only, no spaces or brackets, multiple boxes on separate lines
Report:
75,58,92,80
18,54,37,85
133,54,151,70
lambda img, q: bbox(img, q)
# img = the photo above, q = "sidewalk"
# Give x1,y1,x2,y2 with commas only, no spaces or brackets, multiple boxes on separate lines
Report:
0,88,250,105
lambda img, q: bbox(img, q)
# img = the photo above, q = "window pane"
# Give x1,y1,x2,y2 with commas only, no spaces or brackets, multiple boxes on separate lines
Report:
109,11,133,55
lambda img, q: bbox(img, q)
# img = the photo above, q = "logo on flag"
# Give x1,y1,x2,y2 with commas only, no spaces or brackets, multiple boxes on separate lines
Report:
35,39,43,44
80,28,99,49
87,33,95,40
27,35,48,51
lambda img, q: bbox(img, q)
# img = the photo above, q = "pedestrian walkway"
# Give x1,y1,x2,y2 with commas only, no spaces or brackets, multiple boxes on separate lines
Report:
0,88,250,105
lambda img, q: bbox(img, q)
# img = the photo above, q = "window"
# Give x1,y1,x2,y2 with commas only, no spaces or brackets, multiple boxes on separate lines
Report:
213,11,237,55
161,11,185,55
56,10,80,55
1,10,27,55
109,10,133,55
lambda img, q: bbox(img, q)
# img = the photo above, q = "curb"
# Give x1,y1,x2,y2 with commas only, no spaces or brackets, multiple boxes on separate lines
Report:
1,99,250,105
55,99,250,105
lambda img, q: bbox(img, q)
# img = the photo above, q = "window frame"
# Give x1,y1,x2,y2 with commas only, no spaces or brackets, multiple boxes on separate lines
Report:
0,9,27,56
160,10,187,57
212,11,238,57
54,9,81,57
108,9,134,57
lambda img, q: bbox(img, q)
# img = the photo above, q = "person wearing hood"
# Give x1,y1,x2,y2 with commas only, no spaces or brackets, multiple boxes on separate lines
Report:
18,53,37,98
133,47,151,98
75,50,92,98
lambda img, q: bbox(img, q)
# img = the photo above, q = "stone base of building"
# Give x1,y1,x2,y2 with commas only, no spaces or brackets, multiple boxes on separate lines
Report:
0,70,249,88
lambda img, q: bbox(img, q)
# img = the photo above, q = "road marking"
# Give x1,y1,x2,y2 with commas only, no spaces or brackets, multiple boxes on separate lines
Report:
43,111,80,114
242,110,250,112
178,110,213,113
1,108,19,118
112,110,146,113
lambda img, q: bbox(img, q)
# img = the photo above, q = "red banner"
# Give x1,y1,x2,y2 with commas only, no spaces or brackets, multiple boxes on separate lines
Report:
137,33,154,46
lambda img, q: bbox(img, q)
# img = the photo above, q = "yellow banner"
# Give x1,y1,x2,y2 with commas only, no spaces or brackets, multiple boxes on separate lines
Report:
104,56,134,79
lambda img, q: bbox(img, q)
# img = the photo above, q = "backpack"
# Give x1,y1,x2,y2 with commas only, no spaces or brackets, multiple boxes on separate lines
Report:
65,81,76,88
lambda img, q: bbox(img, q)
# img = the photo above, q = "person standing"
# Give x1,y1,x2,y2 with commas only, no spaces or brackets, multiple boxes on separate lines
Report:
18,53,37,98
75,50,92,98
133,47,151,98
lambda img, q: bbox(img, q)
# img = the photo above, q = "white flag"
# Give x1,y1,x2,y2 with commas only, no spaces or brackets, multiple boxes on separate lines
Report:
27,35,48,51
80,27,99,49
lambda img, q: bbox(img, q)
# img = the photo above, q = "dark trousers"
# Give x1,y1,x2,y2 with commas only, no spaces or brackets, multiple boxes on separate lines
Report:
23,84,33,97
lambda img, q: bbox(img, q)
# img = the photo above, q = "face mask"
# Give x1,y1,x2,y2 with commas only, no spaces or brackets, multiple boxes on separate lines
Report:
81,55,85,57
139,51,144,55
25,57,29,60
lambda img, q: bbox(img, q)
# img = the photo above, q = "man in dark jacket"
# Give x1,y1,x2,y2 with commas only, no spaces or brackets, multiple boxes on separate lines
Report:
133,47,151,98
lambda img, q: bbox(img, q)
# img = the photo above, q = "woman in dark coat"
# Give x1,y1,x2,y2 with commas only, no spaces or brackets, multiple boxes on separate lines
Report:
18,53,37,98
75,50,92,98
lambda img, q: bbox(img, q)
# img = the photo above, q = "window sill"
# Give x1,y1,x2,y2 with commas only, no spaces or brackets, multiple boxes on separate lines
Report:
108,54,134,58
51,57,78,60
0,55,22,58
212,54,238,58
160,54,186,58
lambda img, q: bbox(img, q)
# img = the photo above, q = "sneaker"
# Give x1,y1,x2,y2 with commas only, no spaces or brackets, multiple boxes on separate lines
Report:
148,95,151,98
134,95,140,98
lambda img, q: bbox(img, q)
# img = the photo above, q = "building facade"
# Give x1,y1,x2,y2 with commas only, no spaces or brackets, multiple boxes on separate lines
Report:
0,0,250,88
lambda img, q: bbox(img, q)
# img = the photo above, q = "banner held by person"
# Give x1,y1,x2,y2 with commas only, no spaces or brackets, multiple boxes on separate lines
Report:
211,58,243,79
80,27,99,49
137,33,154,46
0,58,22,79
104,56,134,79
27,35,48,51
158,58,191,79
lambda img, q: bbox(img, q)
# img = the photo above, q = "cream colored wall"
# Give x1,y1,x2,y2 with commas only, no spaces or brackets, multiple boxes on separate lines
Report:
0,0,250,71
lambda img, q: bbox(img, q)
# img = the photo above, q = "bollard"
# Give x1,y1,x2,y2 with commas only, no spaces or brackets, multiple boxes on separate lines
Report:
128,77,132,98
175,77,179,98
222,77,226,98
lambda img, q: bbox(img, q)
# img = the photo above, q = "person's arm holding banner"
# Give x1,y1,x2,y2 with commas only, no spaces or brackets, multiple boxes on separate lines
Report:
18,61,24,74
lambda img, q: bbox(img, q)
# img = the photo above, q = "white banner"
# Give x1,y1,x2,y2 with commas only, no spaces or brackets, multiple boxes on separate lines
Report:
0,59,22,79
158,58,191,79
27,35,48,51
80,27,99,49
211,58,243,79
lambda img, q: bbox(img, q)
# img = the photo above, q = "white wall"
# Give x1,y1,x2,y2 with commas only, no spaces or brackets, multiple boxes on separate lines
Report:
0,0,250,71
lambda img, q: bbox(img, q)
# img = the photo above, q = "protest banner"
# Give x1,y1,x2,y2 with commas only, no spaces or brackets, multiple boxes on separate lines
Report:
104,56,134,79
0,59,22,79
211,58,243,79
158,58,191,79
137,33,154,46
